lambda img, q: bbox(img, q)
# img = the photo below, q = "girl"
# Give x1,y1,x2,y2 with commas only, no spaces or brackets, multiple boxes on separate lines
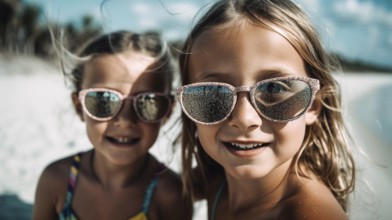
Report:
33,31,191,220
177,0,355,219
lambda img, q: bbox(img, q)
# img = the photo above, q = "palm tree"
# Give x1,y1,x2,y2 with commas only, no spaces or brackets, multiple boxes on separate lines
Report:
18,3,42,53
0,0,19,49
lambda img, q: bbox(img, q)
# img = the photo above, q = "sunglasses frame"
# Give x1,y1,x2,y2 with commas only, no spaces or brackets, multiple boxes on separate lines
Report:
176,76,320,125
79,88,172,123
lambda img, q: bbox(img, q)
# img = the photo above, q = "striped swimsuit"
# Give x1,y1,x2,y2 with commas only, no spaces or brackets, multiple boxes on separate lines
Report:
59,153,160,220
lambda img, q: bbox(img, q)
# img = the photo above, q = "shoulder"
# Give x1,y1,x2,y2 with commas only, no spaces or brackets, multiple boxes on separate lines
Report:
152,162,192,219
36,154,76,194
32,152,83,219
39,153,82,187
277,177,347,220
156,165,182,208
155,166,182,197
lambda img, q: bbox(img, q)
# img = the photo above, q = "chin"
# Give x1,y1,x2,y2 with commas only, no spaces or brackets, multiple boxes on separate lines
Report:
229,164,271,179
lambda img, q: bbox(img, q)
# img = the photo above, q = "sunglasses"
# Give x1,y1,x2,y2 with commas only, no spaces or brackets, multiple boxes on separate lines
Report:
176,76,320,125
79,88,172,123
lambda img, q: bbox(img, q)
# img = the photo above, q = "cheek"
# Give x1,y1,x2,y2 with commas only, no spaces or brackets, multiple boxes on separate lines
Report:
85,119,107,143
196,125,220,155
274,118,307,153
140,123,161,146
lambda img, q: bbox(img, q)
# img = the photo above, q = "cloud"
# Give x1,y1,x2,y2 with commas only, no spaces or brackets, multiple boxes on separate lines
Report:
125,0,202,40
295,0,321,13
129,1,200,24
163,2,200,19
389,34,392,46
333,0,392,27
369,26,381,45
129,2,161,29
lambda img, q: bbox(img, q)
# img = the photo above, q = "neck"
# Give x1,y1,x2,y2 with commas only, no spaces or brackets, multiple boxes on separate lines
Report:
90,150,150,190
224,162,293,213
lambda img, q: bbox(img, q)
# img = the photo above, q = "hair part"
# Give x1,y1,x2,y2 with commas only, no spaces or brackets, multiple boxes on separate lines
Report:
180,0,355,211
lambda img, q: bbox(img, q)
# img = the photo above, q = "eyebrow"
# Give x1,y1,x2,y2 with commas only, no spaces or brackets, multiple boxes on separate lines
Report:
193,68,299,83
256,69,295,80
192,72,229,82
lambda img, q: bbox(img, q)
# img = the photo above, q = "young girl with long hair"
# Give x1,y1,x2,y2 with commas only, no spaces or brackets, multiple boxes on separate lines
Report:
33,30,191,220
177,0,355,219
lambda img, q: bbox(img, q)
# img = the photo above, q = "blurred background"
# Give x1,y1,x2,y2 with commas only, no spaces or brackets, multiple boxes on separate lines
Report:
0,0,391,219
1,0,392,69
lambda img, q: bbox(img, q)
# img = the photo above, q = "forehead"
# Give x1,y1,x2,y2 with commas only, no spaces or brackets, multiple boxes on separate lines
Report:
82,52,169,93
188,23,306,82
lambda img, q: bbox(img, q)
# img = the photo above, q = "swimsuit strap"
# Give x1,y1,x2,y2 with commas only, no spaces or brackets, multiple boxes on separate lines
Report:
68,153,82,192
141,177,159,213
60,152,82,220
210,180,227,220
141,163,167,213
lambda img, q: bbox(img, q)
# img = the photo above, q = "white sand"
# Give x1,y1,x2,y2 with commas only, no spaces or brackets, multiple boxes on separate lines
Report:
0,57,391,219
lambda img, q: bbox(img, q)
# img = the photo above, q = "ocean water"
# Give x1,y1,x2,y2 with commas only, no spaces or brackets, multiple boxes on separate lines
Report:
0,57,391,219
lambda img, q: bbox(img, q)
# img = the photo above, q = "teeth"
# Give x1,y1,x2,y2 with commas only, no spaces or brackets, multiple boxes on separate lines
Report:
230,142,264,149
114,137,131,143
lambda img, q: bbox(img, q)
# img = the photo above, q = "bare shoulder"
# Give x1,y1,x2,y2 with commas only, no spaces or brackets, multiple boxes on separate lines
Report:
32,153,79,219
39,154,78,190
278,178,348,220
156,166,182,197
154,165,192,219
37,156,74,196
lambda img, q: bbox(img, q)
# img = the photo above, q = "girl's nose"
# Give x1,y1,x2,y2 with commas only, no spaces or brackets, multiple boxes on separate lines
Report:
228,92,262,131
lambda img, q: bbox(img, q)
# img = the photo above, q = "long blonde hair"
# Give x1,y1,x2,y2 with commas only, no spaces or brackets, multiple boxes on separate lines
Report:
179,0,355,211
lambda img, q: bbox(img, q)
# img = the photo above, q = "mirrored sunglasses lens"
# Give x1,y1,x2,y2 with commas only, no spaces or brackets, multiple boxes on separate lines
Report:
85,91,121,118
182,85,234,123
136,94,170,122
254,79,312,121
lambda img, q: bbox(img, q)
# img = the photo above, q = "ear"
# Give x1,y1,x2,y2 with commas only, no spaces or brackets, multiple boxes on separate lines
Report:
71,92,84,122
305,97,322,125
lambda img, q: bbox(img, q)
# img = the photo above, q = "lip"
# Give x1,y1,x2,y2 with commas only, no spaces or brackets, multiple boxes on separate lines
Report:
222,140,270,157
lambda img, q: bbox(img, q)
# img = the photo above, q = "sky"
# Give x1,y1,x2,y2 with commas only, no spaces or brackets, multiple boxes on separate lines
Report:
25,0,392,68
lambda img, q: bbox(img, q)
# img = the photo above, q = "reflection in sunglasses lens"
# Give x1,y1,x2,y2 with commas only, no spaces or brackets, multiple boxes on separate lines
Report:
85,91,121,118
182,85,234,123
136,94,170,122
254,80,312,121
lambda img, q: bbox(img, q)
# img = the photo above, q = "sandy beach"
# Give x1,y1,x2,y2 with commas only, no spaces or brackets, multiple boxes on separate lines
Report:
336,73,392,220
0,56,391,219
